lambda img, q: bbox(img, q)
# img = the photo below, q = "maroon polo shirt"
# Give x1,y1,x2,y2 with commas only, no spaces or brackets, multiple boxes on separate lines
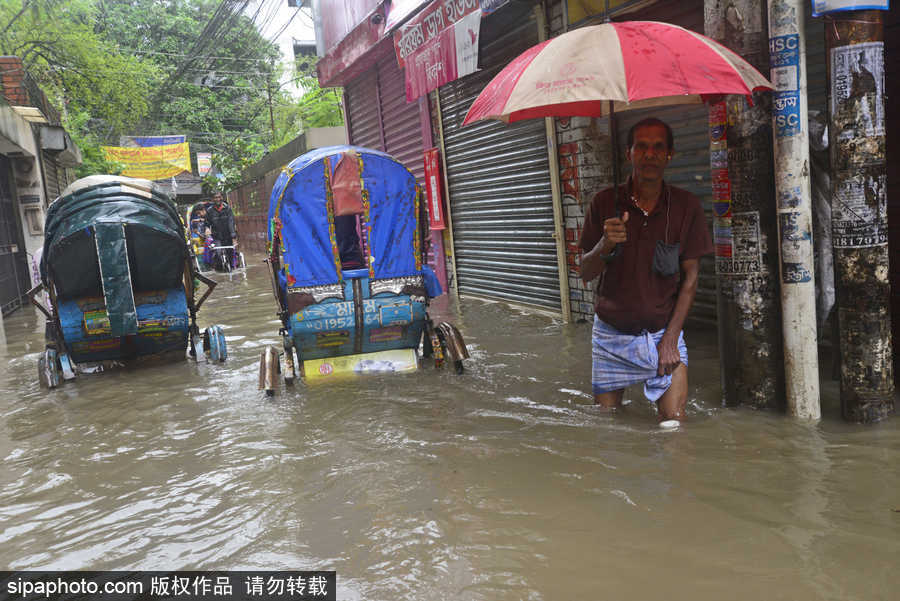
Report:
578,179,713,334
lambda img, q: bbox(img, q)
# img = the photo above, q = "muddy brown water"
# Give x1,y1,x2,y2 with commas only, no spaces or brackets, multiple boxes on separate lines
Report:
1,257,897,600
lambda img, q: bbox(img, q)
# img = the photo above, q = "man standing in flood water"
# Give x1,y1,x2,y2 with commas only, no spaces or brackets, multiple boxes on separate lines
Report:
579,118,713,423
206,191,238,270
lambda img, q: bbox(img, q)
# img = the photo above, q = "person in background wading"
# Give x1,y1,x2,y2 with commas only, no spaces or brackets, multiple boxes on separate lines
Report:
205,191,237,270
579,118,713,424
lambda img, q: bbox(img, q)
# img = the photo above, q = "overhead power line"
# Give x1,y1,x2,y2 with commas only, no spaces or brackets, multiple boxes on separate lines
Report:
263,6,304,46
151,0,252,108
130,49,281,63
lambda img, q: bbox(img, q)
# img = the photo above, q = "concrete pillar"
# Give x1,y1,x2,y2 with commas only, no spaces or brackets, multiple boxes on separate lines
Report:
706,0,785,410
825,10,894,422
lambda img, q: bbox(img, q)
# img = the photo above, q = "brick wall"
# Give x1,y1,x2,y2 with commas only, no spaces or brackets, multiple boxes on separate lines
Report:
0,56,60,124
234,214,268,254
557,116,614,321
546,2,616,321
228,167,283,255
0,57,28,105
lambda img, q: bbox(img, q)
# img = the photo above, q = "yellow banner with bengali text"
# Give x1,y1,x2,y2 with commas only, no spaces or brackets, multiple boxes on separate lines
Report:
102,142,191,180
567,0,640,25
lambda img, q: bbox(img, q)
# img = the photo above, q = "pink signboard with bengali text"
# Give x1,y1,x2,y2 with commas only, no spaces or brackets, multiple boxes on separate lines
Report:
394,0,481,68
399,3,481,101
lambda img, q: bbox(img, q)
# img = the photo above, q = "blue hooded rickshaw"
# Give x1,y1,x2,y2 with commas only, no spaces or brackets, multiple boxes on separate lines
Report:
260,146,468,393
30,175,228,387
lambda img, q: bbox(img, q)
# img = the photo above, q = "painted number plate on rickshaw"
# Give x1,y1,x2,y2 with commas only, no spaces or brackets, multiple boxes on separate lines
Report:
304,349,419,380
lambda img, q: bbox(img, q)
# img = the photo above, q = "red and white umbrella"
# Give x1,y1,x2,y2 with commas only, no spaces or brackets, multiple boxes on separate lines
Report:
463,21,773,126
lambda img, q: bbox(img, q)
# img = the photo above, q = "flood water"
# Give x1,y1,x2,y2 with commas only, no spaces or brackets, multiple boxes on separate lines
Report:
1,256,898,600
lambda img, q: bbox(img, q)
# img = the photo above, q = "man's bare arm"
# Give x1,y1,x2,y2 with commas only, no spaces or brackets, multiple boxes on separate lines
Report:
657,258,699,375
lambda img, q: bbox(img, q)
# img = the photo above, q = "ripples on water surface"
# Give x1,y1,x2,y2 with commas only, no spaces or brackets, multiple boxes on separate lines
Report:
1,258,898,600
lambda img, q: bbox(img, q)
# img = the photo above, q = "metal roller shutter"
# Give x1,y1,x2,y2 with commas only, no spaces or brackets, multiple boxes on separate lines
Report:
62,166,73,192
439,12,560,311
344,54,449,287
377,56,425,182
346,56,425,181
0,156,30,315
42,150,62,202
346,69,382,151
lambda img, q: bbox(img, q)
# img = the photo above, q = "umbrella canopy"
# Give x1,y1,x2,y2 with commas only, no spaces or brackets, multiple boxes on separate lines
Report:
463,21,773,126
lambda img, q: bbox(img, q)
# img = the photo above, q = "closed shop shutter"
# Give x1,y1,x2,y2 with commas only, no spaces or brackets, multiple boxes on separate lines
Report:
439,9,560,311
42,150,62,202
344,50,448,289
368,56,446,282
347,56,426,181
377,56,426,182
62,166,74,192
346,68,382,151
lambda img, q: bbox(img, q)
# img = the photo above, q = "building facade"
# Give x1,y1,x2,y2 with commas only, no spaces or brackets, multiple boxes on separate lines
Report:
0,56,81,322
314,0,899,414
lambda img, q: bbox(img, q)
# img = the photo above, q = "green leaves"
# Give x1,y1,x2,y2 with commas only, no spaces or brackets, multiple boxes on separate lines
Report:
295,79,344,129
1,0,344,186
202,137,265,197
66,109,126,178
0,0,160,134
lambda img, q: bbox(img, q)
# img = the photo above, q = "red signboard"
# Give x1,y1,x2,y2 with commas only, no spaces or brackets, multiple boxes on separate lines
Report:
424,148,447,230
404,10,481,101
394,0,481,68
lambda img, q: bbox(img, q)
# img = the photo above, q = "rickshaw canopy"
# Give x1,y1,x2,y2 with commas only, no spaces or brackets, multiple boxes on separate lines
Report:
41,175,187,336
268,145,423,288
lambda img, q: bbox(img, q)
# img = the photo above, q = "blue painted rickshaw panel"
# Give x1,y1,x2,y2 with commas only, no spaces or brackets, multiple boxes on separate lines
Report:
59,287,189,363
289,272,425,361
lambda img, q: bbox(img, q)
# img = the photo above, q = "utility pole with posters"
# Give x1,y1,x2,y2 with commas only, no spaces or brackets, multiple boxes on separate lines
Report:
705,0,786,411
824,5,893,422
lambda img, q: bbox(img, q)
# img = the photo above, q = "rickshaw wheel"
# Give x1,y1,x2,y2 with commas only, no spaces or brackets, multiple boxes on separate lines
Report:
421,328,434,359
282,335,296,385
204,325,227,363
38,349,61,389
189,327,203,361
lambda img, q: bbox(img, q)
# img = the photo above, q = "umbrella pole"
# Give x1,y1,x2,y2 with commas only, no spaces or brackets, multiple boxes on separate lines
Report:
603,3,617,206
608,99,622,258
609,100,620,213
604,0,617,214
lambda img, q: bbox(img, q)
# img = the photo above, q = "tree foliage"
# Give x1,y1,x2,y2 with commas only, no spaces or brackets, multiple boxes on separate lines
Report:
296,80,344,128
67,109,125,178
291,53,343,132
0,0,159,133
201,137,266,195
94,0,282,167
1,0,345,187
